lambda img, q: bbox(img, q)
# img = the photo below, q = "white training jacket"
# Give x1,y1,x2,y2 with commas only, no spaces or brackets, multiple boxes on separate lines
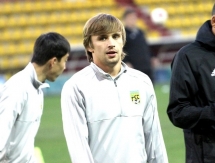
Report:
0,63,49,163
61,62,168,163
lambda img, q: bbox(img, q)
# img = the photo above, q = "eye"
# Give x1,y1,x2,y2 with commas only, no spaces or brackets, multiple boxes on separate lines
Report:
113,33,120,39
98,36,107,41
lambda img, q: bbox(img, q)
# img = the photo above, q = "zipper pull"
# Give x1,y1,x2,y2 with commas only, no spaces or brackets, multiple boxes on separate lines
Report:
114,80,117,87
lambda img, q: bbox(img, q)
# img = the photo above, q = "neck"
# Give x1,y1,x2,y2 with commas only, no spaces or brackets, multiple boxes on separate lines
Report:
109,69,120,77
126,25,136,30
98,62,121,77
32,63,47,82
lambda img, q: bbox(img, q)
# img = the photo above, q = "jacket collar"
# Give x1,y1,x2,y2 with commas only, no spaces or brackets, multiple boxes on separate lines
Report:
90,62,127,79
25,63,49,89
195,20,215,49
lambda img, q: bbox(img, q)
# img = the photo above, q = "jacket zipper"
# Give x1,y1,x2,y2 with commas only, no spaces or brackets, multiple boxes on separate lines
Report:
114,80,117,87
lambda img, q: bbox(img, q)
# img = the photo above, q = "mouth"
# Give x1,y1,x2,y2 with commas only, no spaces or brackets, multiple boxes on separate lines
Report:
106,51,117,57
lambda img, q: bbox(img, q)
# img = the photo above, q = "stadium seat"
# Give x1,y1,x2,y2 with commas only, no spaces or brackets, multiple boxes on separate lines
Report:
0,0,214,72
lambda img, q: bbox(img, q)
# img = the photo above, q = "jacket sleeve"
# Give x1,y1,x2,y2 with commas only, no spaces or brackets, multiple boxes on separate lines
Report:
167,50,215,130
0,85,24,155
143,83,168,163
61,81,94,163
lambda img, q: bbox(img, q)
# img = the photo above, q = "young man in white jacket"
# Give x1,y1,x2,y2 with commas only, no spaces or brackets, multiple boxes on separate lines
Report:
0,32,70,163
61,13,168,163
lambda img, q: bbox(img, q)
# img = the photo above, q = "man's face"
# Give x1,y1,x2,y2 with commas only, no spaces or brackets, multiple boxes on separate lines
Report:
46,53,69,81
88,32,123,70
124,12,138,29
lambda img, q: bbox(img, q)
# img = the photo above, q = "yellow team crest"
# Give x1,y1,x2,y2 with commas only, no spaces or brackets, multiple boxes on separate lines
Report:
130,90,140,104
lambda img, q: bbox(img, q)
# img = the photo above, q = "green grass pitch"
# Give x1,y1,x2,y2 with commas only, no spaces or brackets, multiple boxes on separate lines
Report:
35,84,185,163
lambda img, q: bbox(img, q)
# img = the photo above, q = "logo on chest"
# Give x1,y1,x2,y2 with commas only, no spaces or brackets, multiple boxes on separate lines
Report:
130,90,141,104
211,68,215,76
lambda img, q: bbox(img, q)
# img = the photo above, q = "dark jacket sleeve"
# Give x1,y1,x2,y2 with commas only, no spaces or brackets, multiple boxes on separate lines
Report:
167,49,215,131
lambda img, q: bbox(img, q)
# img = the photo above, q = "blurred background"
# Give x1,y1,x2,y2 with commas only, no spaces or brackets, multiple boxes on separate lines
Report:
0,0,213,162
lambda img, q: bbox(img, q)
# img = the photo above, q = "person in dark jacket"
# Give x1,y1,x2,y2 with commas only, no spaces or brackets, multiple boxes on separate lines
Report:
167,3,215,163
122,8,154,82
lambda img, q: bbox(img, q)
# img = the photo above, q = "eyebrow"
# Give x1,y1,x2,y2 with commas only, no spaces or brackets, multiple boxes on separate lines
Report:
96,32,121,36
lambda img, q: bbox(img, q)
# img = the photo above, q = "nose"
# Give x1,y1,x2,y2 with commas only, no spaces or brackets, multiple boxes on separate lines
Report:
107,38,115,48
108,45,115,48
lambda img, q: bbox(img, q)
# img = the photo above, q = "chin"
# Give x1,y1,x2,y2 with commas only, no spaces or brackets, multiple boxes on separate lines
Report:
47,78,56,82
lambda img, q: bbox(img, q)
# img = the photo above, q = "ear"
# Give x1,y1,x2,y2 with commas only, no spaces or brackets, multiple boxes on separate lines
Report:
87,47,94,53
87,42,94,53
49,57,58,68
211,15,215,26
211,15,215,35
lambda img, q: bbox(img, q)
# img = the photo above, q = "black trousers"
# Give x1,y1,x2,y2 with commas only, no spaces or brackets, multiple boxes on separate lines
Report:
184,130,215,163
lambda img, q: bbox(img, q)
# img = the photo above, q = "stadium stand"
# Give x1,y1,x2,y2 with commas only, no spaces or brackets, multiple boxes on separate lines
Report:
0,0,124,76
0,0,214,79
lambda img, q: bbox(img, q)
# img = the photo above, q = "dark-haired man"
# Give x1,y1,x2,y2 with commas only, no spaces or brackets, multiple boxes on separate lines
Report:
122,8,154,82
0,32,70,162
